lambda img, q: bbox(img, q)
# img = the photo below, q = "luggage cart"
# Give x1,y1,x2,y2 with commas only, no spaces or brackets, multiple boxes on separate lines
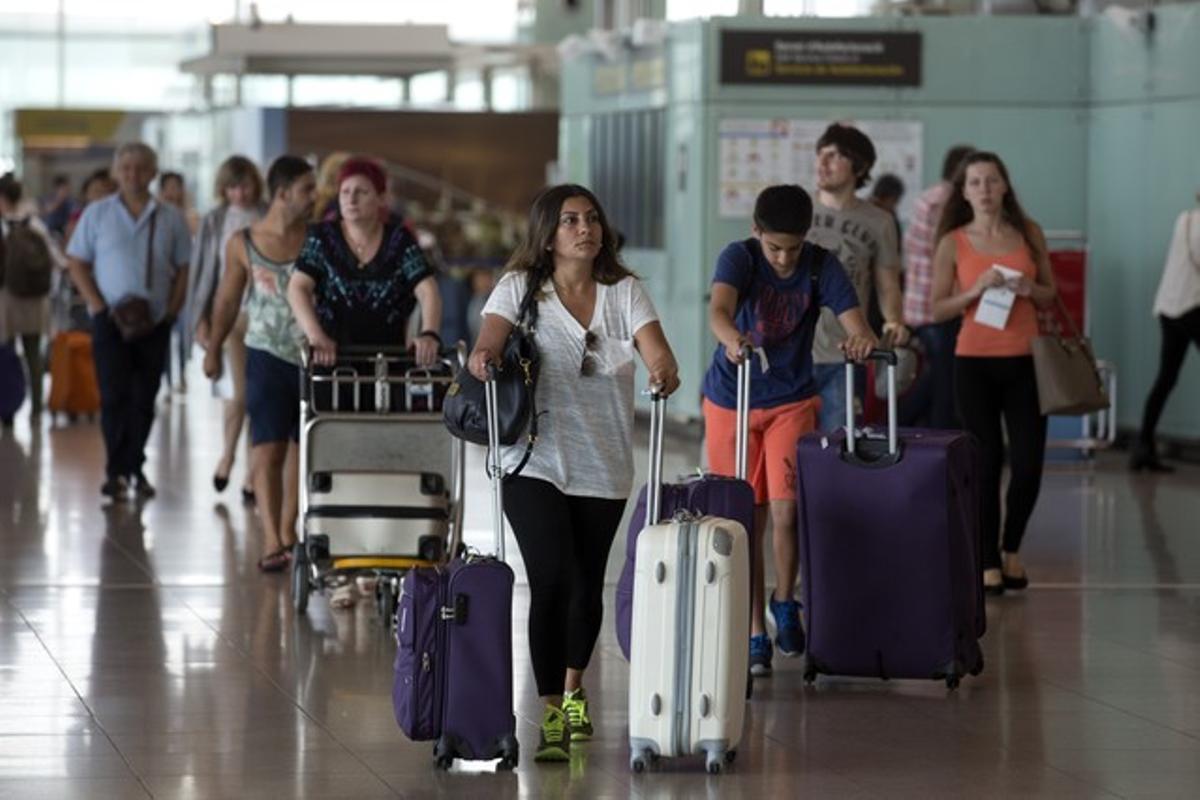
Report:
292,345,466,627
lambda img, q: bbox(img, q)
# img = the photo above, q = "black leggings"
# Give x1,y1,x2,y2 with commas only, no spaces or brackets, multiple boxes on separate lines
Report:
502,476,626,698
1138,309,1200,446
955,356,1047,571
18,334,43,414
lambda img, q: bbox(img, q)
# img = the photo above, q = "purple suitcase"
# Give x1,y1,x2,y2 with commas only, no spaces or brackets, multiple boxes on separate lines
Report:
614,355,755,662
393,556,517,765
0,343,26,420
392,377,519,770
796,354,984,688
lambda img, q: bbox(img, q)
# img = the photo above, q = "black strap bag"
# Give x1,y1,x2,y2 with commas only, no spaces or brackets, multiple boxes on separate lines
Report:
443,277,541,476
111,210,159,342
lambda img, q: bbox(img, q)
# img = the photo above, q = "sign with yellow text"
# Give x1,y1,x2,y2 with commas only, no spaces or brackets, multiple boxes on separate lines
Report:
720,31,921,87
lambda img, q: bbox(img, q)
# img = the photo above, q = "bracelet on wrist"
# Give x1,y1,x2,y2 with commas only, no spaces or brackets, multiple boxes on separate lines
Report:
418,330,442,345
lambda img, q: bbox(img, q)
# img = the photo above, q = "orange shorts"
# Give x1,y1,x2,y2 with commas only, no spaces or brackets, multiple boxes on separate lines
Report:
702,396,821,504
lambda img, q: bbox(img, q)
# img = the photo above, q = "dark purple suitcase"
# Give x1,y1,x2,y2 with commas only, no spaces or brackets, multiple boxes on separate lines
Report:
393,556,518,766
614,476,754,660
795,357,985,688
0,343,26,420
392,375,518,770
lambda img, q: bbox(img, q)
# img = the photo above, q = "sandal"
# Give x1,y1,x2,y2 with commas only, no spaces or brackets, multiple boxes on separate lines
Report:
257,547,291,572
329,583,358,609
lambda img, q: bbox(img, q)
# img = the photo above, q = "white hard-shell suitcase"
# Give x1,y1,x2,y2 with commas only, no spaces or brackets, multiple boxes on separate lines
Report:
628,392,751,774
305,471,449,560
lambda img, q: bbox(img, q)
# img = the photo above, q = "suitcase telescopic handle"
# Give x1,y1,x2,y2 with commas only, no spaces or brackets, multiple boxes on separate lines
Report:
734,345,752,481
646,387,666,526
844,349,899,458
484,368,506,562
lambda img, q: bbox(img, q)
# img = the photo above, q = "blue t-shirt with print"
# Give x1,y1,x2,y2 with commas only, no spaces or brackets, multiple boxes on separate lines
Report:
701,238,858,410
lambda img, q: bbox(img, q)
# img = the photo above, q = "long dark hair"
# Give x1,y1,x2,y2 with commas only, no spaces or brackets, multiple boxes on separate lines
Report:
503,184,635,293
936,151,1042,263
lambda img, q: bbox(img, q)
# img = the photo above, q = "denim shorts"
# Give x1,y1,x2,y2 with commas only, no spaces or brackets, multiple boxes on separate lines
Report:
245,346,301,444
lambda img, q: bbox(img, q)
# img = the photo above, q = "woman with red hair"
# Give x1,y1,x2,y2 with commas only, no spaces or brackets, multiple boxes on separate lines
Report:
288,156,441,369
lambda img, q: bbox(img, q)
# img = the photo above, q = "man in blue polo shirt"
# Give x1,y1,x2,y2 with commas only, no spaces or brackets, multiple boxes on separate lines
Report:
66,143,191,501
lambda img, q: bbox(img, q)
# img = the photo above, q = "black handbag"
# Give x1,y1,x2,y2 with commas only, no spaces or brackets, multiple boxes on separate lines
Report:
443,278,541,476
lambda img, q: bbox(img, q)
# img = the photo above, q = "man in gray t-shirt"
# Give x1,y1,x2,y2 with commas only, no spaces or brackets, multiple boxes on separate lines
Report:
806,124,908,431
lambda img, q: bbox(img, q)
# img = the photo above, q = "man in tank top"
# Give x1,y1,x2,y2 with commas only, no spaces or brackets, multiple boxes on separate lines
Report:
203,155,316,572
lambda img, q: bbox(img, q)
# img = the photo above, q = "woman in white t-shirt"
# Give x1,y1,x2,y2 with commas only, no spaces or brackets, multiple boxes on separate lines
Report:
470,184,679,763
1131,198,1200,472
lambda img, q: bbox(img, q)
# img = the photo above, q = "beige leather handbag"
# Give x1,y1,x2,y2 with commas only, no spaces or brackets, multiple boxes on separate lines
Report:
1031,294,1110,416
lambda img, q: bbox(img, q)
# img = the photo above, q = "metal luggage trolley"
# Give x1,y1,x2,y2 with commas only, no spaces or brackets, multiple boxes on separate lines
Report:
292,344,466,626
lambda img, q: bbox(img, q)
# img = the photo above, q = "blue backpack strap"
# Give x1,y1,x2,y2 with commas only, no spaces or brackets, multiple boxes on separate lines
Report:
802,242,826,324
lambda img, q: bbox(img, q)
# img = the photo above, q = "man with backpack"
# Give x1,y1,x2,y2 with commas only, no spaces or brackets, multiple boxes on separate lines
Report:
701,184,876,676
0,173,63,423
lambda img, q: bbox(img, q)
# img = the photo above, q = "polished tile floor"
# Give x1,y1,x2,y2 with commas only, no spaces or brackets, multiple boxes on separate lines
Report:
2,375,1199,799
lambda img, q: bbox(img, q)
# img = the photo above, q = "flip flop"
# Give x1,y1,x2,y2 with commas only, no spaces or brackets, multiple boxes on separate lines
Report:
257,547,290,572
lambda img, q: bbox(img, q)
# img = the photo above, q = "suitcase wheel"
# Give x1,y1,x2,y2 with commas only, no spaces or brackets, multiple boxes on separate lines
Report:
802,668,818,685
496,735,519,770
630,748,654,773
724,749,737,765
945,674,961,690
292,543,310,614
435,755,454,771
375,580,397,630
705,754,724,775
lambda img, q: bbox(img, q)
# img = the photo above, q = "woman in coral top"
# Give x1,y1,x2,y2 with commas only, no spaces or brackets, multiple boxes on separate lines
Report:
931,152,1058,595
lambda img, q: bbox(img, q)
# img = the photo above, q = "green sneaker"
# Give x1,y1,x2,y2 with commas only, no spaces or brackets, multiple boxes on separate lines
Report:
535,704,570,762
563,688,593,742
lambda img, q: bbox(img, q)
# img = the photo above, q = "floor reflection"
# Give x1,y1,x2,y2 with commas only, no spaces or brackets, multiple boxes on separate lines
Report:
1,376,1199,797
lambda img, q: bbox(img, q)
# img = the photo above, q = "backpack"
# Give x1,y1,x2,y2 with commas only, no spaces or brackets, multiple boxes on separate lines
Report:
1,218,54,298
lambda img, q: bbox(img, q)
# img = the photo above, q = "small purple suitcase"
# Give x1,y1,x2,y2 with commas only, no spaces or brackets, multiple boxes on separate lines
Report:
393,556,517,765
796,354,984,688
392,377,519,770
614,355,755,662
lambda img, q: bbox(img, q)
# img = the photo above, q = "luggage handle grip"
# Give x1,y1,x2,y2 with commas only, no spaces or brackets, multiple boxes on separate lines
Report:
844,349,898,459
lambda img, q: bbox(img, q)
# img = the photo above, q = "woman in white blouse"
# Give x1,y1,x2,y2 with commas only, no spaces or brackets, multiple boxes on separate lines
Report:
1131,196,1200,472
184,155,265,499
469,184,678,763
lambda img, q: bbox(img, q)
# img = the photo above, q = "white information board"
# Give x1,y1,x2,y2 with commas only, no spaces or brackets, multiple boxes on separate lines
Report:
718,118,924,223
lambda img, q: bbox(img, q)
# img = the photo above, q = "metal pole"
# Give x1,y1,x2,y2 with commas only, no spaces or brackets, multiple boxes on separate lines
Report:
485,375,506,562
844,362,856,455
646,392,664,524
